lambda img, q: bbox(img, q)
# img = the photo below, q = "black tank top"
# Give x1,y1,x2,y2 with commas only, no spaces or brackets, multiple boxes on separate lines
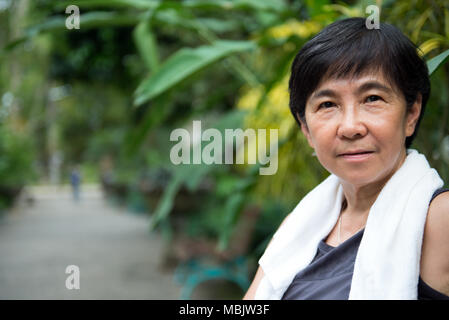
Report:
281,187,449,300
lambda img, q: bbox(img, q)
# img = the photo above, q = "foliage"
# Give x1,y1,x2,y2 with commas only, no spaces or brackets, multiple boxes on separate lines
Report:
383,0,449,180
0,123,36,209
0,124,36,186
2,0,449,262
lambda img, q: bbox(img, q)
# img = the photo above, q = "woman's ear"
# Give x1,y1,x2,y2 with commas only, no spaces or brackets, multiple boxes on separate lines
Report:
405,94,422,138
297,112,314,149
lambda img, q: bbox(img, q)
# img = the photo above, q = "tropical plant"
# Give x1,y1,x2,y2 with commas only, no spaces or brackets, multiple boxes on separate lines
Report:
0,123,36,210
3,0,449,261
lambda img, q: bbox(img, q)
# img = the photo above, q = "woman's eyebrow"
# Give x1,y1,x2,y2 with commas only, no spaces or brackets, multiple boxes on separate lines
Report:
310,89,338,101
356,81,393,95
309,81,394,102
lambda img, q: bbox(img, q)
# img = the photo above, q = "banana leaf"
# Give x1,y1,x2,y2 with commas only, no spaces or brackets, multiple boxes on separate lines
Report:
134,40,256,106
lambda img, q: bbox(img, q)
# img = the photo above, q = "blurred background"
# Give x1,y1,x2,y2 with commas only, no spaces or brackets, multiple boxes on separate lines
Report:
0,0,448,300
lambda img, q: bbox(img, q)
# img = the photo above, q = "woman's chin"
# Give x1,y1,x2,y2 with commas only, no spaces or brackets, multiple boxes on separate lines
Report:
336,172,381,187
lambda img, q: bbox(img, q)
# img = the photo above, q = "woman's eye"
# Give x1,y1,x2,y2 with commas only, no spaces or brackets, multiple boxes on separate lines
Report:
365,95,382,103
319,101,336,109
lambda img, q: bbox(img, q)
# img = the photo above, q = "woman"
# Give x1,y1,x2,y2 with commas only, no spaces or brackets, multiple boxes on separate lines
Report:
244,17,449,300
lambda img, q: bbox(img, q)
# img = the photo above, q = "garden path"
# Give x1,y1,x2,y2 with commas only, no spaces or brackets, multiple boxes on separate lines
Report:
0,184,183,299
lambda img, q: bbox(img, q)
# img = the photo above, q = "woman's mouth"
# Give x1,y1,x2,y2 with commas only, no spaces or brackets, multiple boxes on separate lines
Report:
339,151,374,161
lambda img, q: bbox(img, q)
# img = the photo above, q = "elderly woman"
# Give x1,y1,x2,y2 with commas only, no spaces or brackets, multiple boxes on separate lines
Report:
244,17,449,300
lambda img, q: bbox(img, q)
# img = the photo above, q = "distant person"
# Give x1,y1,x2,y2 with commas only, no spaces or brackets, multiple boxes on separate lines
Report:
70,166,81,202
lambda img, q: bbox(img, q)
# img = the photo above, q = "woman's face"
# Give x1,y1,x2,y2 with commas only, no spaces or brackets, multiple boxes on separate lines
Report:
299,71,422,187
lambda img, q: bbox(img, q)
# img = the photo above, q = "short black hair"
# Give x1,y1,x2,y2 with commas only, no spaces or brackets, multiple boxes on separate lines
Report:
288,17,430,149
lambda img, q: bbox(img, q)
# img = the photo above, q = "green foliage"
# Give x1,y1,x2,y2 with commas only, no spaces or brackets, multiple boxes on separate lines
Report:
0,125,36,186
4,12,142,51
133,17,160,72
134,40,256,106
427,49,449,75
150,109,247,228
383,0,449,183
0,124,36,209
5,0,449,262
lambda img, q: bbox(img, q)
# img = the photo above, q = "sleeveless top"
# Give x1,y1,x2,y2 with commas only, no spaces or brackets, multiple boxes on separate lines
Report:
281,187,449,300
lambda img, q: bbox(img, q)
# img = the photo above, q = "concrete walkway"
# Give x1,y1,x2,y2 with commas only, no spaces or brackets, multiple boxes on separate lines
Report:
0,185,183,299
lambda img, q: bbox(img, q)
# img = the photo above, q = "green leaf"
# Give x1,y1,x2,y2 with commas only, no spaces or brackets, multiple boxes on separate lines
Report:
194,18,241,33
159,0,287,12
4,12,142,51
134,40,256,106
55,0,157,10
217,193,246,251
427,48,449,76
123,95,173,156
228,0,287,12
133,16,160,72
152,10,241,34
150,173,183,229
57,0,287,12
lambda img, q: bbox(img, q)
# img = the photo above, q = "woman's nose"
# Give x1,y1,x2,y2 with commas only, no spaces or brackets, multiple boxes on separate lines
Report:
336,106,368,139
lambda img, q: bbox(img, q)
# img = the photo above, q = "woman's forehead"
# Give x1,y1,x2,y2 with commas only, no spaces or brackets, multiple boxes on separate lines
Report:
315,70,392,90
309,69,403,99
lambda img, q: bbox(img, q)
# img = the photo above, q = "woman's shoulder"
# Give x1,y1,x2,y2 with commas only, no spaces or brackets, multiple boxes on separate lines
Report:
420,188,449,296
427,187,449,220
426,187,449,248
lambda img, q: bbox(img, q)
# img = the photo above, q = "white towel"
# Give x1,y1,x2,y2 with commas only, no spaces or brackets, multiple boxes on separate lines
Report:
255,149,444,300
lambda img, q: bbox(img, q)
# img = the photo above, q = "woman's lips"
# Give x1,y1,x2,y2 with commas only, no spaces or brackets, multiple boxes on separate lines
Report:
339,151,374,161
